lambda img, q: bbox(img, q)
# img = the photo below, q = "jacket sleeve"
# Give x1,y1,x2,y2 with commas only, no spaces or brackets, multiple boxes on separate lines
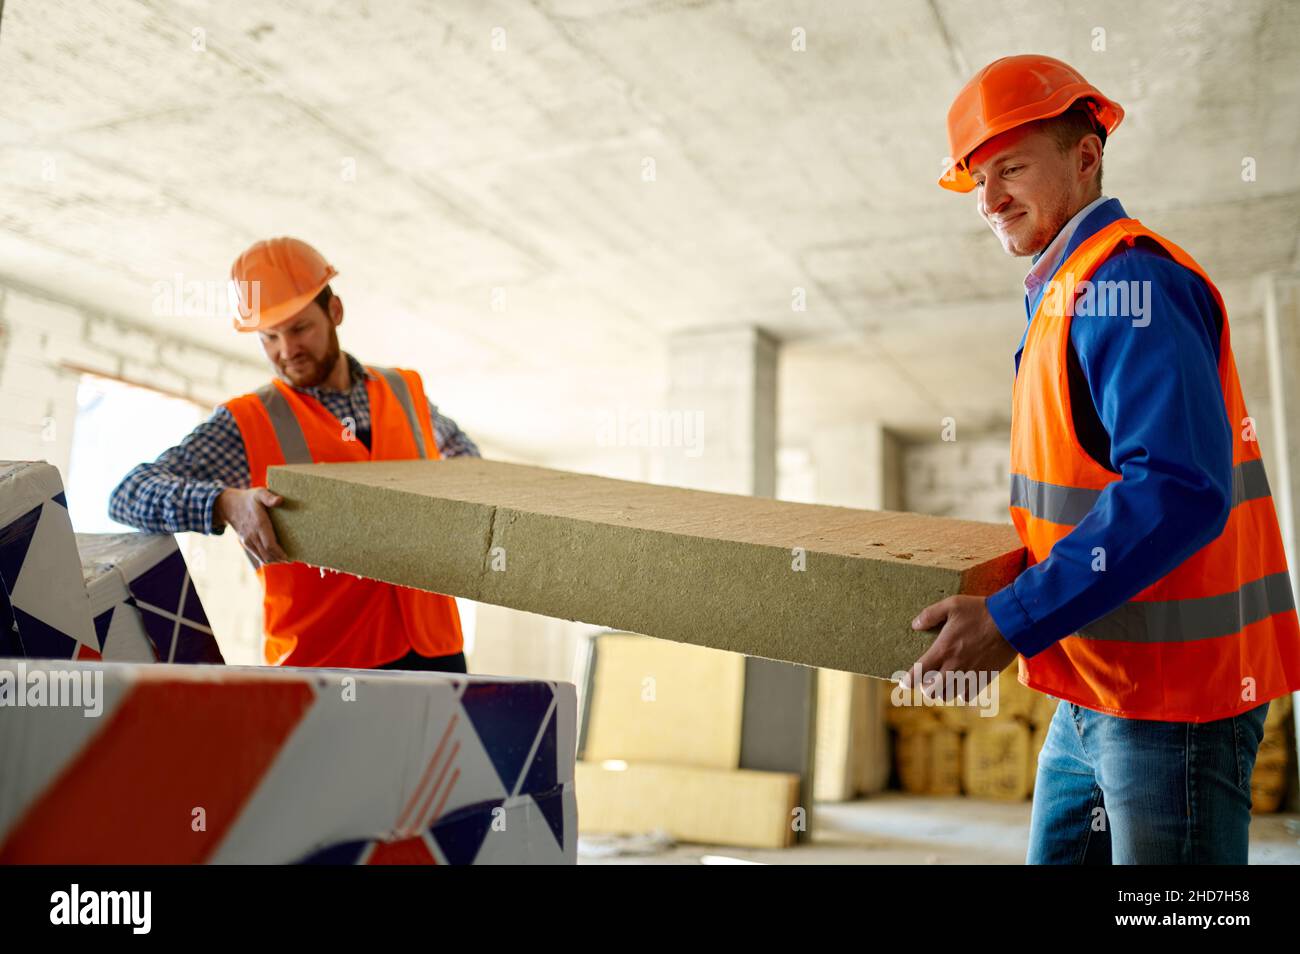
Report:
986,248,1234,657
428,399,481,458
107,406,251,534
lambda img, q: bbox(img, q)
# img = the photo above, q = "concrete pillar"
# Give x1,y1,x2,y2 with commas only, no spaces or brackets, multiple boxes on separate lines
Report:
664,327,776,496
666,325,815,838
1262,273,1300,808
811,421,904,512
810,422,902,800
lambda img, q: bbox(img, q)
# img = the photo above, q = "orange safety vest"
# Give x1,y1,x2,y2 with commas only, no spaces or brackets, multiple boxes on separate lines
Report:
1010,218,1300,721
225,366,463,668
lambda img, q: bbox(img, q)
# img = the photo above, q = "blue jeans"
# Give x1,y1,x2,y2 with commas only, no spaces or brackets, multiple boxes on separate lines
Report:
1027,698,1270,864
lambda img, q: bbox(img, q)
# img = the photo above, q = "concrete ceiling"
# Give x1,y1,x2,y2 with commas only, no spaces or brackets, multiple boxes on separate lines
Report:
3,0,1298,458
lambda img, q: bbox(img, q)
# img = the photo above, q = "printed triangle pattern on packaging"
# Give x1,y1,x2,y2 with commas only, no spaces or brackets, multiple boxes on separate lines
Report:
429,798,504,865
124,548,224,664
0,480,97,658
520,708,566,849
459,681,556,794
0,506,41,656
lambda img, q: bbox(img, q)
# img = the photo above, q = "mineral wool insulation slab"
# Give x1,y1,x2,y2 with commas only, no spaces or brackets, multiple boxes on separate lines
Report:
268,459,1025,679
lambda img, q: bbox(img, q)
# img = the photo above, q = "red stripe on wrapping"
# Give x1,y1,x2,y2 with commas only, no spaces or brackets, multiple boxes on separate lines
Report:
0,678,314,863
367,836,437,865
395,714,458,833
415,742,460,830
427,768,460,829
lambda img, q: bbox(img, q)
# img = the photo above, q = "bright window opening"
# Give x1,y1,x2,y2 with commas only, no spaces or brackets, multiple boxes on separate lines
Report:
67,374,207,532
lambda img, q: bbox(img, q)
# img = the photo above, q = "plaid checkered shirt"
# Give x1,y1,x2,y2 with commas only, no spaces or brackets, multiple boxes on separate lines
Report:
109,352,480,534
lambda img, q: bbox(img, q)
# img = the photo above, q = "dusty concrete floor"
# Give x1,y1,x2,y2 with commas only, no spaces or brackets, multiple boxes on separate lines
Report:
578,793,1300,865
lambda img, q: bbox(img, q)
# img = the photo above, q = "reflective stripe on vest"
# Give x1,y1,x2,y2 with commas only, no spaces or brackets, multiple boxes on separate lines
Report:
255,383,311,464
1009,457,1273,527
372,367,427,458
254,367,427,462
1076,570,1296,643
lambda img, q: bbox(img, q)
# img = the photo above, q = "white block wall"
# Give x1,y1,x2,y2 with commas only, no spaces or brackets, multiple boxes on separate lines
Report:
903,435,1012,524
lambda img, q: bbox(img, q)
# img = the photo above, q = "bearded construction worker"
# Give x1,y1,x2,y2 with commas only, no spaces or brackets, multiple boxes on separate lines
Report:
110,237,478,672
903,54,1300,864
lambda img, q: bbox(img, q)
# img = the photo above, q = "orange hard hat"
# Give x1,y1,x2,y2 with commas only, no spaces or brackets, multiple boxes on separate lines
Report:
939,54,1123,193
229,237,338,331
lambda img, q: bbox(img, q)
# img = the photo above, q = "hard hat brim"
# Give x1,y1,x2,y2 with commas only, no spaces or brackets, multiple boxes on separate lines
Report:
231,271,336,333
937,90,1124,193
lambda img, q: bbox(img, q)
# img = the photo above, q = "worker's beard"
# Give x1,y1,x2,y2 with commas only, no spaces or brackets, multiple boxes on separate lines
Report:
280,327,342,389
1013,193,1077,258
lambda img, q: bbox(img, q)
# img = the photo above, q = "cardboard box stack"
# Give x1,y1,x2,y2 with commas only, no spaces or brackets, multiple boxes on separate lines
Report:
814,669,891,801
888,673,1297,810
575,632,802,849
885,667,1058,801
1251,692,1295,814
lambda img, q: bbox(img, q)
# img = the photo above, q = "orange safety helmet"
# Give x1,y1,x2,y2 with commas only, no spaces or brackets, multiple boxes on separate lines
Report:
229,237,338,332
939,54,1123,193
